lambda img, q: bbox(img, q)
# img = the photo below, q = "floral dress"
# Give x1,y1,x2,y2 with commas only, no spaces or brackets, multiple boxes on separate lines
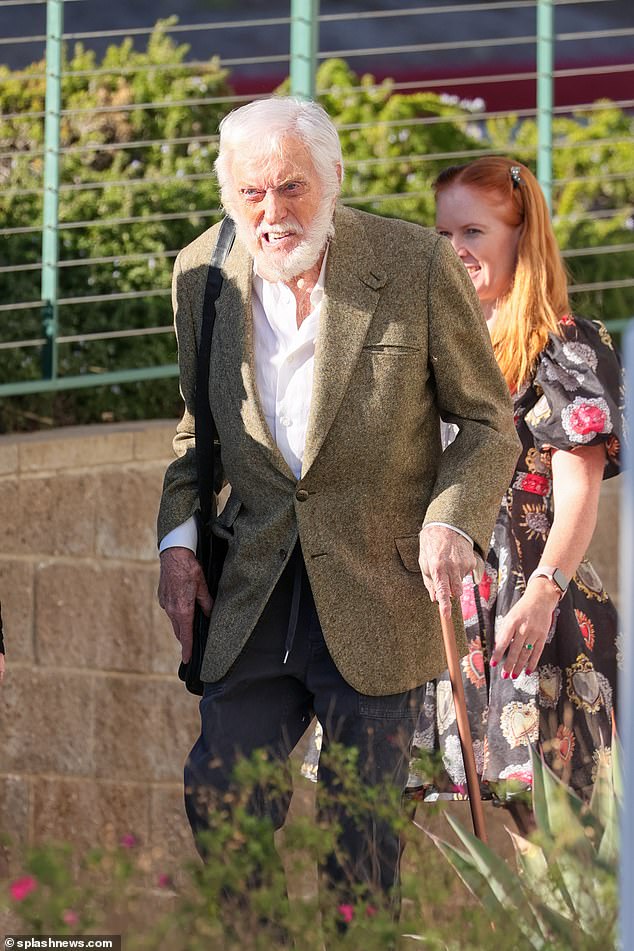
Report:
407,315,624,801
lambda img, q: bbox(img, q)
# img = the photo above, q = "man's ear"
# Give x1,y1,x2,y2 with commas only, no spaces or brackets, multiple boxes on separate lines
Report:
335,162,343,184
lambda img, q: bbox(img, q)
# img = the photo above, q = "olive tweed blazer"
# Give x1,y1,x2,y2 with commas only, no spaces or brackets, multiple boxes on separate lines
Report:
157,204,520,695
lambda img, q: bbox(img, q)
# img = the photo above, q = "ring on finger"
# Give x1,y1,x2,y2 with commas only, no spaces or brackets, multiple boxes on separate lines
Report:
524,642,534,652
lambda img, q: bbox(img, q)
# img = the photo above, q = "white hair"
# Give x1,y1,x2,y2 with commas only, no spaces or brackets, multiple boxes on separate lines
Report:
215,96,344,205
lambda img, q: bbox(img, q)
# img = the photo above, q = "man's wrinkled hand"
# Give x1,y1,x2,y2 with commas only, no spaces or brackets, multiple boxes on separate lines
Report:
418,525,476,618
158,547,213,663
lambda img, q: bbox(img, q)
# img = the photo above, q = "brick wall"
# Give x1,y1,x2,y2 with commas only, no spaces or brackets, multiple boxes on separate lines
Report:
0,421,622,877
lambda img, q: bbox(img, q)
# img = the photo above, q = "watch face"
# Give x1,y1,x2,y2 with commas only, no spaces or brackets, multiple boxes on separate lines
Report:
552,568,569,593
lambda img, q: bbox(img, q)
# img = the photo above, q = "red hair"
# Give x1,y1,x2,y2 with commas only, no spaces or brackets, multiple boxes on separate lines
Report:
434,157,569,390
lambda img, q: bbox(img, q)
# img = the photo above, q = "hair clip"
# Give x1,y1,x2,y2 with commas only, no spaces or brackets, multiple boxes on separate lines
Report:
510,166,522,188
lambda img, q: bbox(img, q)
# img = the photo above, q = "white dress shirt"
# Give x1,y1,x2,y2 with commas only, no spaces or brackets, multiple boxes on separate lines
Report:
250,256,325,479
160,251,472,553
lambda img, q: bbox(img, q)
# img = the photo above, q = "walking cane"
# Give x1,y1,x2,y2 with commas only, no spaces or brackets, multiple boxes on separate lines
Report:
439,606,488,843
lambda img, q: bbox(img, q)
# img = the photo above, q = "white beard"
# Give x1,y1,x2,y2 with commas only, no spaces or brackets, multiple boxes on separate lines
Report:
226,196,336,283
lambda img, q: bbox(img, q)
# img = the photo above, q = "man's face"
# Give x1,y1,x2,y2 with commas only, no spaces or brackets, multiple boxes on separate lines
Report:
225,136,335,282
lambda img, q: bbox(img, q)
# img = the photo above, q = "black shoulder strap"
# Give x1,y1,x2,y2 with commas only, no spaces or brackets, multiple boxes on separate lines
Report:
195,217,236,528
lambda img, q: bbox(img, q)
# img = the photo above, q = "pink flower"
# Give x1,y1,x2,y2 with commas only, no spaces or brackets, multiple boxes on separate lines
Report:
157,873,173,888
63,910,79,926
338,903,355,924
460,583,477,621
561,398,611,445
119,833,137,848
477,571,492,604
504,768,533,785
515,472,549,496
365,904,377,918
569,403,607,435
10,876,37,901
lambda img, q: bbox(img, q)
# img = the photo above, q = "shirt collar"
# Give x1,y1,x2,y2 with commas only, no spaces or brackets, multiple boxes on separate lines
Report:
252,246,329,312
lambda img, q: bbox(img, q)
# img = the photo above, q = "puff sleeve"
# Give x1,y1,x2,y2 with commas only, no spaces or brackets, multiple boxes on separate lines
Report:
523,316,624,479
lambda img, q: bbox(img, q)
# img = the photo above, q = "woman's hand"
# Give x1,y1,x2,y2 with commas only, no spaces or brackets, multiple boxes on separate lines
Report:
490,577,561,678
491,443,607,680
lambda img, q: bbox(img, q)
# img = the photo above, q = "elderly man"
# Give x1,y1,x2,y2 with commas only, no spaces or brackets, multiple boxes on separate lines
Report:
157,97,520,906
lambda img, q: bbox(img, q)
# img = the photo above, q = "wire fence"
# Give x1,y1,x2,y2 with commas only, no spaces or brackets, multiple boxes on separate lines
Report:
0,0,632,405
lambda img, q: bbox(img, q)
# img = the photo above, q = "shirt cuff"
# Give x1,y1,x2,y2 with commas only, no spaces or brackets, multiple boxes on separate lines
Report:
424,522,474,547
159,516,198,554
423,522,484,583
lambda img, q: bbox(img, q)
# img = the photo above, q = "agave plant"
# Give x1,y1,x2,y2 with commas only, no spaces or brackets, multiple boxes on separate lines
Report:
422,743,621,950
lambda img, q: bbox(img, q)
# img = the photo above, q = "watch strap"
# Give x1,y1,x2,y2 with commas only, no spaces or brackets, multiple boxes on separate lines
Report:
529,566,569,597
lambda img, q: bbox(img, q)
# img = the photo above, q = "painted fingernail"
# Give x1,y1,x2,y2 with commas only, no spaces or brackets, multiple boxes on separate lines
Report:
490,660,498,668
511,672,519,680
525,668,533,676
501,670,510,680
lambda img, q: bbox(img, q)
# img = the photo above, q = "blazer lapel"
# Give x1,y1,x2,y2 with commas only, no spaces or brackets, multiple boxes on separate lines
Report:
214,237,296,482
302,205,387,476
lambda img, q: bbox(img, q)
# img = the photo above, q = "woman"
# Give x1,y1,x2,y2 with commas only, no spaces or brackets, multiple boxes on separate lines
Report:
408,157,623,808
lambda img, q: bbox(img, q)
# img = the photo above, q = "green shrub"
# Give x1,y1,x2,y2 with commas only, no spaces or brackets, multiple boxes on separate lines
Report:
0,19,230,431
3,742,621,949
1,744,505,951
428,745,621,950
1,27,632,432
486,102,634,324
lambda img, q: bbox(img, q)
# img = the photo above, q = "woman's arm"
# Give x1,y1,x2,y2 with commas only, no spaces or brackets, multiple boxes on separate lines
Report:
490,442,607,678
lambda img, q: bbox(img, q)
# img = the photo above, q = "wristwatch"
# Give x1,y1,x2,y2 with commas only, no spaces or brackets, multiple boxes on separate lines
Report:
528,566,569,599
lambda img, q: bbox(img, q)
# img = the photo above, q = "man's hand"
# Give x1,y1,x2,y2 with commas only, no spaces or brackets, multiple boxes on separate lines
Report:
419,525,476,618
158,547,213,663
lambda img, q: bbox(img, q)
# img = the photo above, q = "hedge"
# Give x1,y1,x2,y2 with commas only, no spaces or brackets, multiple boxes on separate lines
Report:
1,20,631,431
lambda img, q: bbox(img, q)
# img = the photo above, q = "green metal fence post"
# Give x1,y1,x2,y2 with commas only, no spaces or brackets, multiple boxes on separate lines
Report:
536,0,554,214
41,0,64,380
290,0,319,99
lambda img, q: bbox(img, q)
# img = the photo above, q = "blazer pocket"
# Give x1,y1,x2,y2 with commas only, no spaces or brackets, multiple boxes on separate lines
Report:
212,494,242,540
363,343,420,355
394,534,421,573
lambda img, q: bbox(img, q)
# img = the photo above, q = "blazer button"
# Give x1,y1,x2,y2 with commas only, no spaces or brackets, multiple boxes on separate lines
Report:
295,489,309,502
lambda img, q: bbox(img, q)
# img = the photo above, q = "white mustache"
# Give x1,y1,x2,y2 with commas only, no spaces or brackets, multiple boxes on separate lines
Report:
257,224,303,238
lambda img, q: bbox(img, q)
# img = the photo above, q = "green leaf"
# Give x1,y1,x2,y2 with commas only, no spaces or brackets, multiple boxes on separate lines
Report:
597,809,619,868
531,899,588,946
507,831,567,917
443,814,544,934
610,732,623,804
552,847,606,929
431,833,546,950
536,757,596,867
508,831,547,877
590,750,620,867
431,835,506,914
529,749,551,837
590,748,615,825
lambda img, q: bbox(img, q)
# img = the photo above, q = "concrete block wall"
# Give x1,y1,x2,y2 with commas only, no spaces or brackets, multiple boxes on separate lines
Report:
0,420,622,879
0,421,201,880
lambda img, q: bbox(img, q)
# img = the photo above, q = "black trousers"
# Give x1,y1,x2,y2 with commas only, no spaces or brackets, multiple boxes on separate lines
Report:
184,545,424,904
